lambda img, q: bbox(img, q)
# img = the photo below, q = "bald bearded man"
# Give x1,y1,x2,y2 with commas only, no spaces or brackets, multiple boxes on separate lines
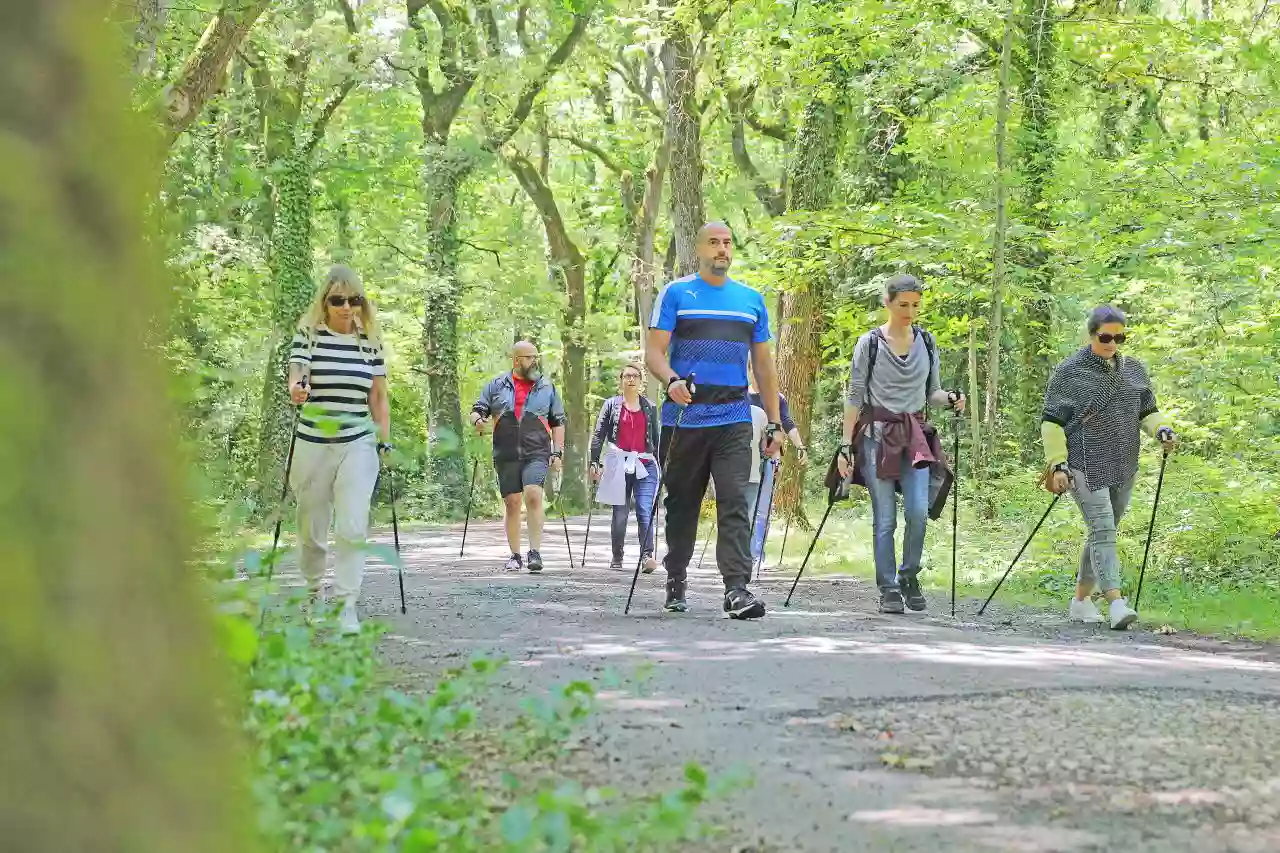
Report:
471,341,567,573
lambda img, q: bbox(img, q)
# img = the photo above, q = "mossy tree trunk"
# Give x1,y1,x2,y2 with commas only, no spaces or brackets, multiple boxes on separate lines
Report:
2,3,253,850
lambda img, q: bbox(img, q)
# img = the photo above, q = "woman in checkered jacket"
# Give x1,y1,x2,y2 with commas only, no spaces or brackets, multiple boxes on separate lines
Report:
1040,306,1178,630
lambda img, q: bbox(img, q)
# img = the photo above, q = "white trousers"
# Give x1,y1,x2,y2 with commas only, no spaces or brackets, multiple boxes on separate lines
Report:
290,434,380,601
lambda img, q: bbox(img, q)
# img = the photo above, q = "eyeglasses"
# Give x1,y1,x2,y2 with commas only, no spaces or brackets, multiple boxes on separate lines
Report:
621,373,642,381
515,354,540,363
1095,333,1127,345
327,294,365,308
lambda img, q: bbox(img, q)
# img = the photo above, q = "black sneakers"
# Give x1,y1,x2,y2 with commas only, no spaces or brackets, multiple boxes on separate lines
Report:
900,574,927,611
879,588,906,614
723,587,766,620
664,579,688,613
609,556,624,570
504,553,523,572
526,549,543,573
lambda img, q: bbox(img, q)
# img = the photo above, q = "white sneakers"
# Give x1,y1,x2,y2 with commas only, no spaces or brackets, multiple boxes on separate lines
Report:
1068,597,1105,623
1108,598,1138,631
339,598,361,635
1068,596,1138,630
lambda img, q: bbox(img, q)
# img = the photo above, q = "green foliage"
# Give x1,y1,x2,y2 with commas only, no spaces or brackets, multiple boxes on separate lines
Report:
232,590,723,851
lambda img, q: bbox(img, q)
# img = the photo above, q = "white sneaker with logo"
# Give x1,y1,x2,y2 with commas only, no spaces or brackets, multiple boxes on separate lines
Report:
339,599,361,635
1068,597,1105,623
1109,598,1138,631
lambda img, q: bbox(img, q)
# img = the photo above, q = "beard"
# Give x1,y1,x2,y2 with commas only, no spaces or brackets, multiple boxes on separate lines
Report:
708,256,731,275
516,363,541,381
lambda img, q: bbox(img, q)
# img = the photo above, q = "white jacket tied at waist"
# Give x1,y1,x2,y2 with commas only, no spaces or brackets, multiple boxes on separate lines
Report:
595,445,658,506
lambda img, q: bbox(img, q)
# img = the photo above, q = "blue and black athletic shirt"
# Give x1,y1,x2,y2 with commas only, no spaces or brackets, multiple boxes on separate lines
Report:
649,274,772,428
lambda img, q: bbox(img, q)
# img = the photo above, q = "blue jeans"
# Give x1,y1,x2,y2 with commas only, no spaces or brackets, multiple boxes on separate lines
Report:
610,459,659,559
859,435,930,591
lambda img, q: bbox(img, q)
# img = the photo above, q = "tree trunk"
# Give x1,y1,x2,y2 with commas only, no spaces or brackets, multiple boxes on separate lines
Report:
632,141,670,401
660,15,703,277
3,3,253,849
131,0,170,76
506,154,589,506
421,146,473,507
162,0,273,143
983,5,1017,472
255,152,316,512
772,82,847,527
1012,0,1059,454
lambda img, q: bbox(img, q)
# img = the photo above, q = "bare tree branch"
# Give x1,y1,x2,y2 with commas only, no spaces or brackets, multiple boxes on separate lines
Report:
486,13,591,151
550,132,624,175
744,110,789,142
305,77,357,155
335,0,357,33
611,56,663,118
476,0,502,57
162,0,272,144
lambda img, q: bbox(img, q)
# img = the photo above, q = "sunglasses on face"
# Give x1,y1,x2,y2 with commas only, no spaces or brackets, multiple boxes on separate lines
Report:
327,294,365,308
1095,333,1127,345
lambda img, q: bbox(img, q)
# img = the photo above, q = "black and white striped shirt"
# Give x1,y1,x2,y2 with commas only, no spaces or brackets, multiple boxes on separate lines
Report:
289,324,386,444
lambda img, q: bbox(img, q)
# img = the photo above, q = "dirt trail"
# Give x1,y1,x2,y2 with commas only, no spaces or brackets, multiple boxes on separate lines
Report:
283,516,1280,852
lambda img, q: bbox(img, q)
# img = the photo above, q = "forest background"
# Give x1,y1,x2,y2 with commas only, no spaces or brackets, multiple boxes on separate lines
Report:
139,0,1280,633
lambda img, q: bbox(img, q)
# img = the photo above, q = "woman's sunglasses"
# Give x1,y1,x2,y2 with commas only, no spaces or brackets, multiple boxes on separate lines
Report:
327,294,365,308
1095,333,1127,345
621,373,642,381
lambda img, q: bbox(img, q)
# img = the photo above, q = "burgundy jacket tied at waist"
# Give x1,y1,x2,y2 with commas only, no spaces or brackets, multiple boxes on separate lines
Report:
853,407,955,520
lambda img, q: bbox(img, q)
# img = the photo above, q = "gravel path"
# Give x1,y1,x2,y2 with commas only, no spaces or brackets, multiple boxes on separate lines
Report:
279,515,1280,852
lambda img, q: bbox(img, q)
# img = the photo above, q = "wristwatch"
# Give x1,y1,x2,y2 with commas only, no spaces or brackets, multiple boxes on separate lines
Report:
666,375,681,389
377,442,393,453
1052,462,1069,475
550,449,563,460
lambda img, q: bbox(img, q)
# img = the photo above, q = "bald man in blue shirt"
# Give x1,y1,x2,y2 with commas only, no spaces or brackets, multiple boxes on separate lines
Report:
646,222,784,618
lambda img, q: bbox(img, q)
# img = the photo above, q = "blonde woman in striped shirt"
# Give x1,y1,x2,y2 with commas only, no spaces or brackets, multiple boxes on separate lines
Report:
287,265,391,635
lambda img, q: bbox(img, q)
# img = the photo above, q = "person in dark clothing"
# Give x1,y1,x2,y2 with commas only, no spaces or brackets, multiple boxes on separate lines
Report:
470,341,567,573
646,222,783,618
590,363,662,571
836,275,964,614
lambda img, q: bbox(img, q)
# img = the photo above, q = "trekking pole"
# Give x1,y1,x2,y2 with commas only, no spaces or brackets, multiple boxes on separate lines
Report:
753,459,779,582
775,518,791,570
459,457,479,558
1133,449,1169,610
977,493,1063,616
695,520,715,570
951,414,960,619
784,452,850,607
553,469,574,568
264,379,308,585
387,463,407,614
625,375,693,614
581,500,593,568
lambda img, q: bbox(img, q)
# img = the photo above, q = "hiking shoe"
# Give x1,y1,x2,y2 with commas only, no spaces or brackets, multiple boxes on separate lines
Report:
339,599,361,636
664,580,688,613
504,553,523,572
1069,597,1105,623
609,557,624,570
1109,598,1138,631
642,552,658,574
900,574,927,612
723,587,766,620
303,585,327,622
879,589,906,614
526,549,543,573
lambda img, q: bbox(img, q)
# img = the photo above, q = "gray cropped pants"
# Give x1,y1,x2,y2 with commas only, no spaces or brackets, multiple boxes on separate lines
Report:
1069,469,1135,593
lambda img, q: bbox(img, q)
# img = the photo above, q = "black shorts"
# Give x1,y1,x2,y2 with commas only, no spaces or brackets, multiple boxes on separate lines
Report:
496,457,549,497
